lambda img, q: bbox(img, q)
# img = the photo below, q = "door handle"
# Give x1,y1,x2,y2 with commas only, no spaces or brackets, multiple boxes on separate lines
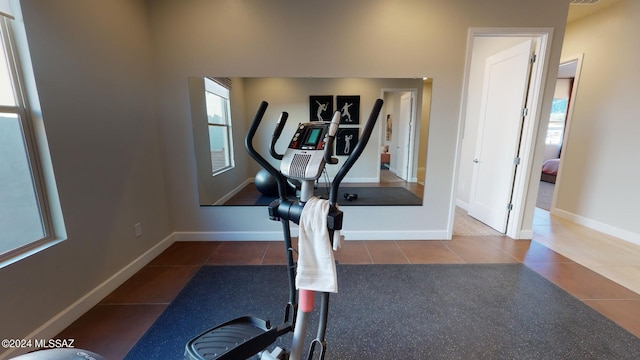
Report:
473,159,480,163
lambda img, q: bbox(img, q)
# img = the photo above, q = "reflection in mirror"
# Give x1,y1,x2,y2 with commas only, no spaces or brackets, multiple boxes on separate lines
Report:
189,77,432,206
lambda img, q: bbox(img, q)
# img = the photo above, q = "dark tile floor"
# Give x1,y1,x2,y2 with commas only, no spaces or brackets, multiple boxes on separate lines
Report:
55,237,640,359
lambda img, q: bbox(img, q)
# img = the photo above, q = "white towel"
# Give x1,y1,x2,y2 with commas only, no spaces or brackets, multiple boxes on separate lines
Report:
296,196,339,293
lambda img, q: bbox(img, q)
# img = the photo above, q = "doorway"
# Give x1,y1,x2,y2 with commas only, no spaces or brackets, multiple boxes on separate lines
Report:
454,29,552,239
536,55,582,213
381,89,418,183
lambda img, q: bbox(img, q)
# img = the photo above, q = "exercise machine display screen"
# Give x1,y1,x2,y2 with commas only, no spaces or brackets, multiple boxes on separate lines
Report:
304,128,322,146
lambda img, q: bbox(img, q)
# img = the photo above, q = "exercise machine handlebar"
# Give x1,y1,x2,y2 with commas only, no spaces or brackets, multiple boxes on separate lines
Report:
245,101,289,202
323,111,341,165
269,112,289,160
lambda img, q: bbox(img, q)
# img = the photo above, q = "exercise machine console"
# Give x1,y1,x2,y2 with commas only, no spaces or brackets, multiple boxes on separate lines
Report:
184,99,383,360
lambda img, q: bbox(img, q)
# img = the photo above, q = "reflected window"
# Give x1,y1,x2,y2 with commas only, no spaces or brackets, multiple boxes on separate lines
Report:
204,77,234,175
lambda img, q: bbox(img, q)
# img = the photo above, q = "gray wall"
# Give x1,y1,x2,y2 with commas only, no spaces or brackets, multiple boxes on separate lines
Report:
0,0,172,351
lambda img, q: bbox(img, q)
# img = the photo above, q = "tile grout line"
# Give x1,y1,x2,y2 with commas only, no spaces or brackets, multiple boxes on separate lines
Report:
392,240,412,264
440,241,469,264
362,241,374,264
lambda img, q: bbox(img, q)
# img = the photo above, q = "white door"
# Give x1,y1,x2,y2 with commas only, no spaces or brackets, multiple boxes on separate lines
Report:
468,39,534,232
395,92,413,180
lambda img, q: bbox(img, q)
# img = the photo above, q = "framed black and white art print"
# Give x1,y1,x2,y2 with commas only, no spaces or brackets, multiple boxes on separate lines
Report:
336,95,360,124
309,95,334,121
336,128,359,156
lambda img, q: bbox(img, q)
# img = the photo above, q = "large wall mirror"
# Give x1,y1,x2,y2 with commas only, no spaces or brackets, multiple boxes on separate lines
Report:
189,77,432,206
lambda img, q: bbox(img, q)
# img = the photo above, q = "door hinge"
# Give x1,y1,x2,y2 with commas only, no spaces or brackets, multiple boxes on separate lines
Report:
514,157,521,165
522,108,528,117
530,54,537,63
507,203,514,211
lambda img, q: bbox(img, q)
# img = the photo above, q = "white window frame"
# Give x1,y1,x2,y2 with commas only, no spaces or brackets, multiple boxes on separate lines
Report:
204,77,235,176
0,8,64,267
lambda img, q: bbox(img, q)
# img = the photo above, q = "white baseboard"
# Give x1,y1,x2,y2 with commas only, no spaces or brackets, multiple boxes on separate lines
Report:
551,208,640,247
173,231,287,241
340,177,380,183
172,230,449,242
0,234,175,360
455,199,469,210
341,230,449,240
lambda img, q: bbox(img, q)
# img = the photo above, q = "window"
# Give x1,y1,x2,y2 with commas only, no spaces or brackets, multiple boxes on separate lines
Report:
204,77,234,175
0,6,61,265
545,98,568,145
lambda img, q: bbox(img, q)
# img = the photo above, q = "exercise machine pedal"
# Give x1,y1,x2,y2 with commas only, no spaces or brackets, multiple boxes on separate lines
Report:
184,316,280,360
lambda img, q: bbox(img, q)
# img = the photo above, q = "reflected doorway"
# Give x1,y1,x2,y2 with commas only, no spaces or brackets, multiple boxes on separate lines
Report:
381,89,417,183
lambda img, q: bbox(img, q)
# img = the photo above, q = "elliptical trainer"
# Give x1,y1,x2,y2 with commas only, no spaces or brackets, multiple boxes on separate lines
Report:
184,99,383,360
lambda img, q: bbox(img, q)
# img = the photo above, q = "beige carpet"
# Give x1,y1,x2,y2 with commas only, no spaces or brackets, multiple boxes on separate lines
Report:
453,207,503,236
